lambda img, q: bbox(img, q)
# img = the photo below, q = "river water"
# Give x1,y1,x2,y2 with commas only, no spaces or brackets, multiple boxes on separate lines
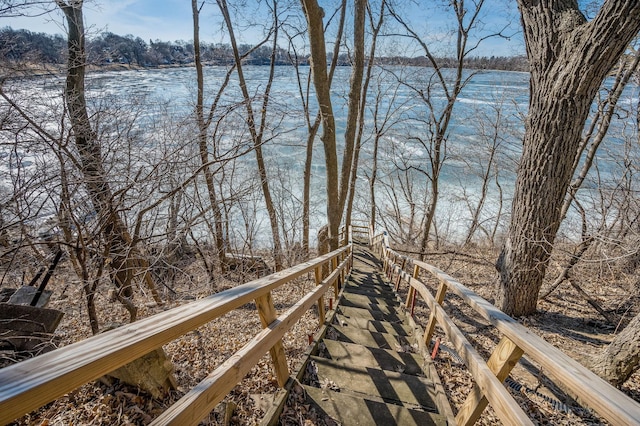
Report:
1,66,638,246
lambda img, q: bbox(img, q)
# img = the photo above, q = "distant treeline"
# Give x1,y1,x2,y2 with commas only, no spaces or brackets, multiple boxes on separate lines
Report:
0,27,529,72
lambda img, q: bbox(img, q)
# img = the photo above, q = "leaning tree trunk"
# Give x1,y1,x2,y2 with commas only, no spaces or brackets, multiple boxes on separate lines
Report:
496,0,640,316
301,1,345,257
345,0,385,231
218,0,285,269
338,0,365,227
57,0,146,321
192,0,227,276
592,312,640,386
301,0,341,250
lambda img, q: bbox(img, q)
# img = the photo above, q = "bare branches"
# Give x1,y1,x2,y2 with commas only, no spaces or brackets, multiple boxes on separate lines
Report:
0,0,55,17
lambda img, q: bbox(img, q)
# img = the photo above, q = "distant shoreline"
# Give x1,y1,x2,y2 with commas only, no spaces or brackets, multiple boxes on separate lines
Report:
2,60,531,82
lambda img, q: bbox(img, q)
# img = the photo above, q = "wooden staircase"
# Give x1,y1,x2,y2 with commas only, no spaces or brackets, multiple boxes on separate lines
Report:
5,226,640,425
293,242,452,425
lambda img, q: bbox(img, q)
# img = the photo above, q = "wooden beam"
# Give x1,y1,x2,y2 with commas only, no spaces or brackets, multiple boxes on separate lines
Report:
332,257,340,293
0,246,350,425
314,266,325,325
456,336,524,426
408,255,640,425
255,292,289,387
151,277,333,425
405,264,419,308
423,279,448,347
411,276,534,425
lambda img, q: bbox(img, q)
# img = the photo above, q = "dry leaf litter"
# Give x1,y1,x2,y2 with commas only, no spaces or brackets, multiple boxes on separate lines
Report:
3,243,640,425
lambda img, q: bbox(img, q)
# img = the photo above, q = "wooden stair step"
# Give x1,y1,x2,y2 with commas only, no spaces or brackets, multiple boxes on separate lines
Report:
302,385,447,426
333,313,413,336
345,280,394,291
326,324,413,350
348,275,392,289
309,356,440,411
338,295,400,315
337,305,406,323
340,292,400,309
343,285,397,298
320,339,426,375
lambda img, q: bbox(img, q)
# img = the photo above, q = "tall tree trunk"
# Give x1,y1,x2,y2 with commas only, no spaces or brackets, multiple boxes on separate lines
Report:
56,0,142,321
302,119,319,257
496,1,640,316
345,0,386,230
300,1,346,257
389,1,481,257
369,129,379,231
338,0,365,226
560,49,640,222
192,0,226,277
300,0,340,250
217,0,285,270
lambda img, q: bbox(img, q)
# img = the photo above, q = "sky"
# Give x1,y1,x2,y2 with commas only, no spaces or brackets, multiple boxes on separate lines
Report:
1,0,525,57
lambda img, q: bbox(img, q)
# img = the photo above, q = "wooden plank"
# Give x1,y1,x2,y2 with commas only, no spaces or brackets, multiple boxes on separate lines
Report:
302,384,447,426
0,246,350,425
332,257,340,299
394,257,406,291
401,296,457,423
314,266,325,325
409,256,640,426
423,279,448,346
411,277,534,425
151,270,335,425
0,304,64,333
405,264,419,309
456,336,524,426
255,292,289,387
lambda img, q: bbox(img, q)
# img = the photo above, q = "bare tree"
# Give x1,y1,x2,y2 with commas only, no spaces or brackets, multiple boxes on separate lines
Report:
364,70,408,234
539,47,640,301
344,0,387,230
387,0,502,258
338,0,366,229
51,0,163,322
455,95,514,246
299,0,341,250
495,1,640,316
216,0,286,270
285,0,346,257
192,0,228,277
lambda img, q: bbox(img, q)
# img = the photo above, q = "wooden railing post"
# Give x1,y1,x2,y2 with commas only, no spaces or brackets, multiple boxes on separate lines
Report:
385,251,393,278
343,255,347,283
255,292,289,387
332,257,340,298
456,336,524,426
424,279,448,346
395,257,406,291
405,264,419,309
314,266,326,326
349,243,354,272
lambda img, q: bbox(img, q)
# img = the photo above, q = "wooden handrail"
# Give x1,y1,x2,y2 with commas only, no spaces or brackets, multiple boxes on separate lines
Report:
0,245,352,425
151,256,350,425
374,234,640,425
408,272,533,425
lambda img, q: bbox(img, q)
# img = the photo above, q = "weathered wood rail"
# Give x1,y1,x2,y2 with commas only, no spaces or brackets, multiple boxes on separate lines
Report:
0,241,353,425
372,231,640,425
4,221,636,425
